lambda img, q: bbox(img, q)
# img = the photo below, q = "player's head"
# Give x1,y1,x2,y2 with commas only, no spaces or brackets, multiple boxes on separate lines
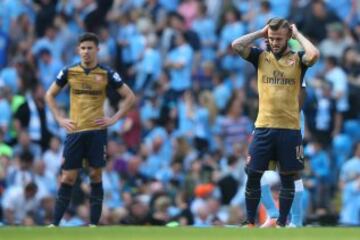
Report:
77,32,99,66
266,18,292,56
24,182,38,199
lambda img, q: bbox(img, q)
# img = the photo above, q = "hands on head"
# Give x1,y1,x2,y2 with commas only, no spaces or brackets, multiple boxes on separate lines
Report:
262,22,299,41
290,24,299,39
261,25,269,38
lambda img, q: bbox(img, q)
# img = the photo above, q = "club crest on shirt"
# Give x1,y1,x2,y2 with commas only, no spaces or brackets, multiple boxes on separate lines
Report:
265,55,271,63
287,57,295,66
94,74,104,82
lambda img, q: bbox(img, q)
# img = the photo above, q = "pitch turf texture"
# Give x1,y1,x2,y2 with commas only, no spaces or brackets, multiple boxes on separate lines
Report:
1,226,359,240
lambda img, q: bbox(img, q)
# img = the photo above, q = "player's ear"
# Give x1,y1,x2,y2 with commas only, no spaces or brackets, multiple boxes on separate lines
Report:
288,24,293,39
286,30,292,42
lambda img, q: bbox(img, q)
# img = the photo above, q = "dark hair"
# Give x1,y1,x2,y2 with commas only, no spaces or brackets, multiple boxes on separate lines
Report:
78,32,99,46
30,83,43,94
267,17,290,31
20,150,34,163
312,0,325,7
169,11,185,23
227,155,238,166
326,56,338,66
38,47,51,57
199,3,207,15
261,0,271,10
25,182,38,193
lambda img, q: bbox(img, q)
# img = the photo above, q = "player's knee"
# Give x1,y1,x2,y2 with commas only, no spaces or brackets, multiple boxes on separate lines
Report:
61,172,77,185
61,175,76,186
89,169,102,183
247,169,263,183
246,169,263,195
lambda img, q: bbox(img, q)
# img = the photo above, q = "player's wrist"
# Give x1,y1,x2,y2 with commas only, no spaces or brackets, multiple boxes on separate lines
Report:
292,31,300,40
111,115,120,124
55,115,63,123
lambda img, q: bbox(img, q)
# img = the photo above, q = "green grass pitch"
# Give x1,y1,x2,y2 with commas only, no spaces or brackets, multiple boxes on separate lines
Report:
0,226,359,240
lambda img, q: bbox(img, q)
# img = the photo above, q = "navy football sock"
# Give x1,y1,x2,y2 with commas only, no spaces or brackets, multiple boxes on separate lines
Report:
53,183,73,225
277,174,295,226
245,170,263,224
90,182,104,225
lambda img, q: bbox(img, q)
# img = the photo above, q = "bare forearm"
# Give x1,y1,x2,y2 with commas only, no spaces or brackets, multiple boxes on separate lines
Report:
294,31,318,54
45,94,61,121
231,30,264,58
113,93,136,121
293,32,319,65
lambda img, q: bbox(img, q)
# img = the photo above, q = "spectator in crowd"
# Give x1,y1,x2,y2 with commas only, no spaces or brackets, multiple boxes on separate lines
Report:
342,47,360,119
14,84,58,151
191,3,217,62
215,93,252,155
319,22,353,59
304,79,340,148
302,0,340,43
0,24,9,70
42,136,62,177
0,87,11,138
306,140,331,213
2,182,45,225
164,32,194,99
339,141,360,226
324,56,349,124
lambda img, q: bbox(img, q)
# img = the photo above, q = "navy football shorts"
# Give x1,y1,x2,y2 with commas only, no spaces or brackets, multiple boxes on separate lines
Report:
247,128,304,173
62,129,107,170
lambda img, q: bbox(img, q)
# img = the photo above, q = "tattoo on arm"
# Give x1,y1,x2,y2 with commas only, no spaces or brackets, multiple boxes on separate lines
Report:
232,30,264,58
302,54,317,66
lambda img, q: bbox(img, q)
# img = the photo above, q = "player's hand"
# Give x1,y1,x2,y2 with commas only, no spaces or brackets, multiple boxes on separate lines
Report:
95,117,117,128
261,25,269,38
58,117,76,132
290,24,299,39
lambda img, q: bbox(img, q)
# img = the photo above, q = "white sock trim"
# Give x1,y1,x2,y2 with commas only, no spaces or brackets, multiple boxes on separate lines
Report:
294,179,304,192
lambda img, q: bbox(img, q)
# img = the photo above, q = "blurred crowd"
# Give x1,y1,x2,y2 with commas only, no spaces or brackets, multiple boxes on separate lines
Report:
1,0,360,227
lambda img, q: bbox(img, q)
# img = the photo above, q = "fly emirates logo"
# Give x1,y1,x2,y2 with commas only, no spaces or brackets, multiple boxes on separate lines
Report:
262,70,295,85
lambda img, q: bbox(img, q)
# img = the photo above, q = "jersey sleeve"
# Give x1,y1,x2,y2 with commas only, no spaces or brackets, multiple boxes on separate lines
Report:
246,47,263,68
298,51,308,88
107,69,124,89
55,67,68,87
